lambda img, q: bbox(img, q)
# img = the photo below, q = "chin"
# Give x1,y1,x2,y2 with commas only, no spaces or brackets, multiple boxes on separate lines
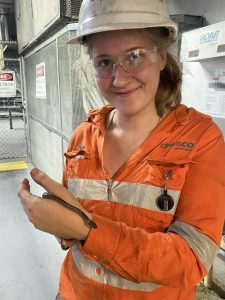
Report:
116,104,146,117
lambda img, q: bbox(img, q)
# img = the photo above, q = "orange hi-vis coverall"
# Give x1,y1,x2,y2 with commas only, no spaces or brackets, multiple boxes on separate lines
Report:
59,104,225,300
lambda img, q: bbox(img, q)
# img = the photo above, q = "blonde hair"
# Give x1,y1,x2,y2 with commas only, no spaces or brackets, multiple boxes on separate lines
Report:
142,28,182,117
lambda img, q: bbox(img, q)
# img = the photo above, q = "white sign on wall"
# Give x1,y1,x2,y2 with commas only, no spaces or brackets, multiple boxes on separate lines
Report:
36,62,46,99
0,71,16,98
182,60,225,119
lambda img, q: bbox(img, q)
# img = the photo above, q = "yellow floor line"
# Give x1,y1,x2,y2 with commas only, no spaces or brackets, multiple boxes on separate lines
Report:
0,161,28,172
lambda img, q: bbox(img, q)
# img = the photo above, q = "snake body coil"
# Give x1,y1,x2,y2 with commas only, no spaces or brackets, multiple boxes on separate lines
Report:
42,192,97,228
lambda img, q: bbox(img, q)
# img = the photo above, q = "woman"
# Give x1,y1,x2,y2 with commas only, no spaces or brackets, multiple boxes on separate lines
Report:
18,0,225,299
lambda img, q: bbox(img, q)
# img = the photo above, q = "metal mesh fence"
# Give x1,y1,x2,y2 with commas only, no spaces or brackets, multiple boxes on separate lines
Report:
0,60,28,160
64,0,83,19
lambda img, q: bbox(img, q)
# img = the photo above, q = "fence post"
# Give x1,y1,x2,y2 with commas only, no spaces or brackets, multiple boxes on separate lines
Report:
9,108,13,129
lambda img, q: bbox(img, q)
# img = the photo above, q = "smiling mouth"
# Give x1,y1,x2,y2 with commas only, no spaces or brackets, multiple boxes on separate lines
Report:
113,87,140,96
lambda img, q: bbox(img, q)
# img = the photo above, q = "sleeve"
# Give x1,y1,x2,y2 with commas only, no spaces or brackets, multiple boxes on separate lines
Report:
80,125,225,288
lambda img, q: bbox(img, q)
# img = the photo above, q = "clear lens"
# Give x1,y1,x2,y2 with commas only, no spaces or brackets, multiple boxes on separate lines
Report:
122,48,158,73
93,57,114,77
92,47,158,78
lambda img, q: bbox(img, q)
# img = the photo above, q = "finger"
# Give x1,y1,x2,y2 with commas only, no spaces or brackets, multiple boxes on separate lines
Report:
30,168,82,208
30,168,70,197
55,236,77,247
17,178,35,214
30,169,93,222
17,178,31,198
61,238,78,249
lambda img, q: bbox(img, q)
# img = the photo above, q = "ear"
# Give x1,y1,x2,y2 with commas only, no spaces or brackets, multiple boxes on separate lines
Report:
158,49,167,71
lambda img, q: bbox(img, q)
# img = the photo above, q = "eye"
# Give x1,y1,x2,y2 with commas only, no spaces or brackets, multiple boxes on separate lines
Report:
93,58,114,69
130,50,141,61
130,49,145,61
124,49,146,66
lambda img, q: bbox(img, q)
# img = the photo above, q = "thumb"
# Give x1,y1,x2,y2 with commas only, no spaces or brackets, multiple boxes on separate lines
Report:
17,178,31,198
30,168,63,194
30,168,80,207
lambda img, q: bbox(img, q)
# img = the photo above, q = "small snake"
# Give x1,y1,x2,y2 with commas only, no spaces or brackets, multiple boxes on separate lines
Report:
42,192,97,229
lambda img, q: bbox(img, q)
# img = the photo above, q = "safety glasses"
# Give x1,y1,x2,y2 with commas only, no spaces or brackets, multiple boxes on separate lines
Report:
91,46,159,78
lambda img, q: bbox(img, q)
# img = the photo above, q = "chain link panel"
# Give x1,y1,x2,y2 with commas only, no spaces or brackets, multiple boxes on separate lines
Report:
64,0,83,19
0,60,28,160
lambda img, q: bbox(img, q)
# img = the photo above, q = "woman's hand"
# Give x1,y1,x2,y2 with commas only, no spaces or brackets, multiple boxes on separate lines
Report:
17,168,91,241
55,236,78,250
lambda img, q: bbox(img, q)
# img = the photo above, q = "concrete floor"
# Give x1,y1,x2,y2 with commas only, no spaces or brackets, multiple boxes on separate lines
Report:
0,165,66,300
0,164,224,300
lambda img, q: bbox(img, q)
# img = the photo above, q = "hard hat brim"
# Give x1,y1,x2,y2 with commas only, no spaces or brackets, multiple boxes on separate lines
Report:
66,16,177,45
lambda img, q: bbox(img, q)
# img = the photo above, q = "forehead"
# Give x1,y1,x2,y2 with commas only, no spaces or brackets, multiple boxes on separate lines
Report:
89,29,154,56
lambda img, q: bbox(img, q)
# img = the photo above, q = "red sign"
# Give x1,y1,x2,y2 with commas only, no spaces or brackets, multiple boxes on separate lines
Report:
0,71,16,97
0,73,13,80
36,66,44,77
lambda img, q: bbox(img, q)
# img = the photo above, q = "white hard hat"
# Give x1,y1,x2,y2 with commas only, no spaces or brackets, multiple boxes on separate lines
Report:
67,0,178,44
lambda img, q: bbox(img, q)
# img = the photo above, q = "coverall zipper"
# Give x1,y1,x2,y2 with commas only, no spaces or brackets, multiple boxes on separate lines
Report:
107,179,113,201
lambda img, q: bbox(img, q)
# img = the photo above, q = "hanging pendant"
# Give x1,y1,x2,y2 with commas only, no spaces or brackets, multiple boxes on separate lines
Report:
156,188,174,211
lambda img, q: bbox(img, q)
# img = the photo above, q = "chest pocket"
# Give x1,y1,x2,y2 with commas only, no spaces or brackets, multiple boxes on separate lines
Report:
146,159,191,190
65,149,91,178
132,160,192,232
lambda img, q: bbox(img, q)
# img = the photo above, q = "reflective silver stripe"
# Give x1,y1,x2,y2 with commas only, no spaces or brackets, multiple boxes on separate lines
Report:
68,178,180,214
72,245,161,291
167,221,219,271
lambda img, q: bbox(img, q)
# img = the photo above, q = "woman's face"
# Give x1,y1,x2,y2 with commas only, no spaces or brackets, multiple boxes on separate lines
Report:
89,29,167,116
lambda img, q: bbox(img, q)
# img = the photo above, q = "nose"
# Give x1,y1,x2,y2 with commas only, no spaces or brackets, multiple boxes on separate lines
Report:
112,63,131,88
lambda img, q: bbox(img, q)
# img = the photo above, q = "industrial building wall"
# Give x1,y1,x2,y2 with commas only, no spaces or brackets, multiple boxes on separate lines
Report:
167,0,225,25
15,0,61,53
15,0,34,53
24,29,86,181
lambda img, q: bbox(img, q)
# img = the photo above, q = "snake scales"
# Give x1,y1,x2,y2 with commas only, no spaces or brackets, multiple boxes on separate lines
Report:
42,192,97,228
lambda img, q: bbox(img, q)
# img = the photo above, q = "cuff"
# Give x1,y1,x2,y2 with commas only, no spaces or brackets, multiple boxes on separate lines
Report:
80,214,121,264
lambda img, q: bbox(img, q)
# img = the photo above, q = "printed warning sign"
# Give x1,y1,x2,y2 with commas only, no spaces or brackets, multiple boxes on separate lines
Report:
0,71,16,97
36,62,46,99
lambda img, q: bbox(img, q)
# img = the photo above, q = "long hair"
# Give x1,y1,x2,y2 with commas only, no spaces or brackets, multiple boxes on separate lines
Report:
143,28,182,117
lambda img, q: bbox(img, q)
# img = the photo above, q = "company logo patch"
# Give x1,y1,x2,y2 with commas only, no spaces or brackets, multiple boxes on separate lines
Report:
200,30,220,45
160,141,195,151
